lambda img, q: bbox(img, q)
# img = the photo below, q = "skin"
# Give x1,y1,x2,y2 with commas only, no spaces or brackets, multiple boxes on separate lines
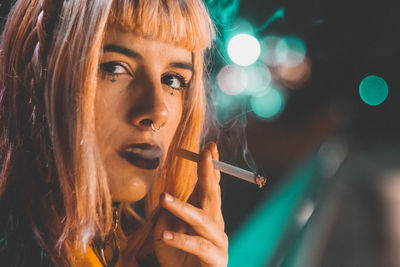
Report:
95,28,228,266
155,142,229,267
95,27,192,202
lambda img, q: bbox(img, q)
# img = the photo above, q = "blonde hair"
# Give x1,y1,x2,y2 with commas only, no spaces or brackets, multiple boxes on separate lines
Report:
0,0,214,265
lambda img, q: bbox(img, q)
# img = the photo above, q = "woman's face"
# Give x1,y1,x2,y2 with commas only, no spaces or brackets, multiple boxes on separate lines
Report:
95,27,193,202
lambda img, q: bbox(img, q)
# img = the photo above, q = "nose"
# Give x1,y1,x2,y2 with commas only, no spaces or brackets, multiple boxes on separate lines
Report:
129,76,169,131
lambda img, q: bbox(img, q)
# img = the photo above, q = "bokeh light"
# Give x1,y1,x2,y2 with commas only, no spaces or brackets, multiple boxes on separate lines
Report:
243,63,272,95
276,36,306,67
228,34,261,66
278,55,312,89
260,35,281,66
359,75,389,106
217,65,247,95
250,87,285,119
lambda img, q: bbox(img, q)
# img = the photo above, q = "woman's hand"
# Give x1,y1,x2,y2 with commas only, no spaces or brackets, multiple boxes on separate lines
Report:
154,142,228,267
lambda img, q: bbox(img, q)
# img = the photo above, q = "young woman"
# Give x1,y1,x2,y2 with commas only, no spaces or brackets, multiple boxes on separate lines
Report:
0,0,227,266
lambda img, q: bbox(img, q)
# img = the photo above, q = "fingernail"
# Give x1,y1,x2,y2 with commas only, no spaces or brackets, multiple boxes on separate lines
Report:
163,231,173,240
164,192,174,202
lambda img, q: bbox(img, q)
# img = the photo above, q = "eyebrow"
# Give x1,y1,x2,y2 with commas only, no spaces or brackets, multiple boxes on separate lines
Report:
103,44,194,73
103,44,143,59
169,62,194,73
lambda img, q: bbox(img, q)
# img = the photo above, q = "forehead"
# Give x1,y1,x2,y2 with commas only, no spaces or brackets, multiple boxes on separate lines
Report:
103,27,192,63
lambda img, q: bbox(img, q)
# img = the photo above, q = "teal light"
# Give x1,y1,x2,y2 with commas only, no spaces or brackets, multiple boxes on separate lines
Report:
231,19,255,35
250,88,284,119
359,75,389,106
224,19,255,47
228,34,261,66
228,159,319,267
276,36,306,67
261,35,281,66
255,8,285,32
243,64,271,95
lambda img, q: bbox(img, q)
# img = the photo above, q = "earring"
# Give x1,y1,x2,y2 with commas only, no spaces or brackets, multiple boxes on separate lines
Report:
91,203,120,267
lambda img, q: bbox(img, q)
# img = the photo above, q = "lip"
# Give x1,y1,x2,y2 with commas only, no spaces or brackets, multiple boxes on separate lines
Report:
118,143,163,170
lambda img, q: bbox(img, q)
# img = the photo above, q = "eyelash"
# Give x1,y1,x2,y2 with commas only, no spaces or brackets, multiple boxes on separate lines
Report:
161,73,189,91
99,61,131,80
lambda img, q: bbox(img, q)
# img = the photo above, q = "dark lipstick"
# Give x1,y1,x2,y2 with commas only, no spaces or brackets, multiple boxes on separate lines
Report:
119,143,162,170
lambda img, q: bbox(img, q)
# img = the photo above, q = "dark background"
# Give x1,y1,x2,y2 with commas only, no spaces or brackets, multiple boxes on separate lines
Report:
213,0,400,235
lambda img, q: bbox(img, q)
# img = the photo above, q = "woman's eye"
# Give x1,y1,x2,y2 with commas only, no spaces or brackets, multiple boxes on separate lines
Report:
99,61,130,81
161,74,188,90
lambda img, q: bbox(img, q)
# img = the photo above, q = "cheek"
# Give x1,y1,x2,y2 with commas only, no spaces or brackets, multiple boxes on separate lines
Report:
169,96,183,128
94,82,126,153
164,95,183,143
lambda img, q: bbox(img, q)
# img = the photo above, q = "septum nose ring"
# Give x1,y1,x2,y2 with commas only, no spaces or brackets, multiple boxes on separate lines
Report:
151,122,162,133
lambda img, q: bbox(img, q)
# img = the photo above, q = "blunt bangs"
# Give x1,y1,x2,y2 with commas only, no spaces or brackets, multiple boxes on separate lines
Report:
108,0,215,52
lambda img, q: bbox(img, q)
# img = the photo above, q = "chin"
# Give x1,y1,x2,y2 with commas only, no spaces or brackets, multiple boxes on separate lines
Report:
109,173,154,202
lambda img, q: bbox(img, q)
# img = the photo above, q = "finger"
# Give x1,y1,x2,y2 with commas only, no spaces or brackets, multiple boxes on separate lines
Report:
162,231,228,266
153,210,188,248
160,192,228,248
197,142,223,226
198,142,220,183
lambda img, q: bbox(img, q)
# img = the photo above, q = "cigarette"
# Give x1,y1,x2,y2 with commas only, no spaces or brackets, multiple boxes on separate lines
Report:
177,149,267,188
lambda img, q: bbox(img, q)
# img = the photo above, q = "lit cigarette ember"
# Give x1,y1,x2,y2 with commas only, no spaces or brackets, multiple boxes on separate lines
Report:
177,149,267,188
